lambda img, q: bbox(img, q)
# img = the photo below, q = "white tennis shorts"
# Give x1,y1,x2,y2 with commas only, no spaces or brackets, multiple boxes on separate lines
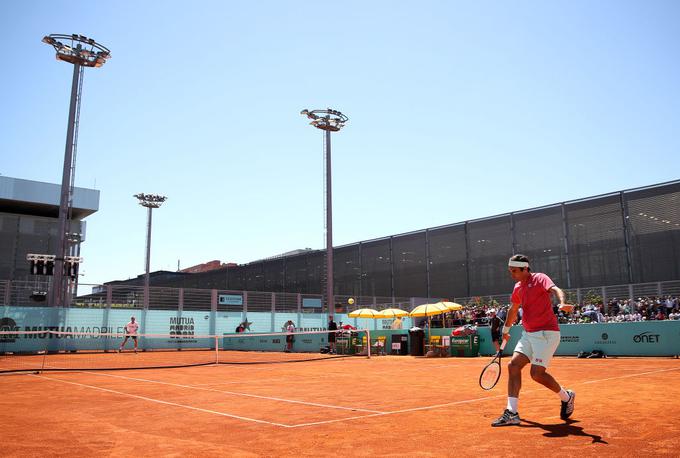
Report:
514,330,560,368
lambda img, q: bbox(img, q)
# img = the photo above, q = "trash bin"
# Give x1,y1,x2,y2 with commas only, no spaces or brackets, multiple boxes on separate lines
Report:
408,328,425,356
390,334,409,355
450,334,480,357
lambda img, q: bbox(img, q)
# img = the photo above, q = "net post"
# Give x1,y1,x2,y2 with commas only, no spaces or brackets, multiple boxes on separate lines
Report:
39,330,52,373
366,328,371,359
214,335,219,365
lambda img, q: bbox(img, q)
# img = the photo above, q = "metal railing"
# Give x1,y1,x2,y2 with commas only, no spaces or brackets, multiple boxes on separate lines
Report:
1,279,679,313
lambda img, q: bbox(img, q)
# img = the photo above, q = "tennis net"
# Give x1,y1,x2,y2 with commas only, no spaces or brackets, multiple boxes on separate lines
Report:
0,328,371,373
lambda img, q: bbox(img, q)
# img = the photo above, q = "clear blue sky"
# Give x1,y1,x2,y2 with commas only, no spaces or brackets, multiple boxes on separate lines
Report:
2,1,679,287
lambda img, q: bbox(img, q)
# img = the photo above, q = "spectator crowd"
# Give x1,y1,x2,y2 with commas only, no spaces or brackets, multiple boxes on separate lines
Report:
562,296,680,324
433,295,680,327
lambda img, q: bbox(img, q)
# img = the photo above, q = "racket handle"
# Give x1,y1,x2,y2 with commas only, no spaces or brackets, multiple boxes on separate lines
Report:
500,340,507,351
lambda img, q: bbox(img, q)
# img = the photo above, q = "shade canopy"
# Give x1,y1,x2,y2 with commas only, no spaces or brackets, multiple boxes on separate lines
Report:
439,301,464,311
348,308,382,318
409,303,449,317
377,308,409,318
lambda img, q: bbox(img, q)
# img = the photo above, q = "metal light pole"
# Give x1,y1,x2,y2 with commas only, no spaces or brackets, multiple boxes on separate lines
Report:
300,109,348,320
42,34,110,307
134,194,167,309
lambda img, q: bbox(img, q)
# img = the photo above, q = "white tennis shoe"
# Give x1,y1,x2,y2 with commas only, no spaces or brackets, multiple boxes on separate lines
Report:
560,390,575,419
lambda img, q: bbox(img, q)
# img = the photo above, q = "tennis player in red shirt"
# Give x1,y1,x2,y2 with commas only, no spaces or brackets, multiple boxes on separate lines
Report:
492,254,575,426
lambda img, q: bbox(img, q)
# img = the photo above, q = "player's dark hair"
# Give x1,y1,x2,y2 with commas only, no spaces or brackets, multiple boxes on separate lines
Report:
510,254,531,272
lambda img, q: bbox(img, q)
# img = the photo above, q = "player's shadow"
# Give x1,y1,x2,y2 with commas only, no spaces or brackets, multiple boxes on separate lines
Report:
519,418,608,444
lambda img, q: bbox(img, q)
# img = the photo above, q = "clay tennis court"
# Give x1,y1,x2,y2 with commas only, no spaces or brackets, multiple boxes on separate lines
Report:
2,354,679,457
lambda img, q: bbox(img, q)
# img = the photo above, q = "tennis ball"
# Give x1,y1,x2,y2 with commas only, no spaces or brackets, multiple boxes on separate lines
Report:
348,298,355,305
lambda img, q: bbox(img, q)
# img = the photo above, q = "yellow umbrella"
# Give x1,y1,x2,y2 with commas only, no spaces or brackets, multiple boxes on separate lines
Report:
409,303,449,340
348,308,382,318
409,302,449,317
377,308,409,318
439,301,464,311
437,302,463,328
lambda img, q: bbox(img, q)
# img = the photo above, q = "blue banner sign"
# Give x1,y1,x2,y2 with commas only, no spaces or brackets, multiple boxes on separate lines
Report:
302,298,322,308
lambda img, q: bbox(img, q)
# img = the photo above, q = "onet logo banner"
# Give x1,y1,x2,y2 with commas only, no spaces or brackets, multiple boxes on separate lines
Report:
633,331,661,343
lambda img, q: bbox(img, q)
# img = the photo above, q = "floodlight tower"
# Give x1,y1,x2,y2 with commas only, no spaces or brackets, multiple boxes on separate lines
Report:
42,34,110,307
300,108,349,320
134,193,167,309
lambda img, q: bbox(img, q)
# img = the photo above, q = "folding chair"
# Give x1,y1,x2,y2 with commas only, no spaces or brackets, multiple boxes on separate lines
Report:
426,335,442,356
371,335,387,356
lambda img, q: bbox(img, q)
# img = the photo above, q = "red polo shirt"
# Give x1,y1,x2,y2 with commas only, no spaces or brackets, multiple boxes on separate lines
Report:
511,272,559,332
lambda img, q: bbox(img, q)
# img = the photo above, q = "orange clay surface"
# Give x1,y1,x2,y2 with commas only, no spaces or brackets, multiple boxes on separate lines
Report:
2,354,679,457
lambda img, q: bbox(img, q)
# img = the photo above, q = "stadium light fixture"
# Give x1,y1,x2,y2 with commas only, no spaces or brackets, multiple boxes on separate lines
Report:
42,33,110,307
134,193,168,309
300,108,348,320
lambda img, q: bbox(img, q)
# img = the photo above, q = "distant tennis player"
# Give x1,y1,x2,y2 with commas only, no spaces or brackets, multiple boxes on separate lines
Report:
328,317,338,354
118,316,139,353
284,320,295,353
492,254,575,426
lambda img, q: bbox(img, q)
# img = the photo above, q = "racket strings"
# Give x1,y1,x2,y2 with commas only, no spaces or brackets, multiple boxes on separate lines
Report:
480,362,501,389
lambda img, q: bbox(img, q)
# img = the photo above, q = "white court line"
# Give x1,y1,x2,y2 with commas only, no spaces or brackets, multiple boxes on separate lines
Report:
580,366,680,384
29,374,291,428
288,393,512,427
287,365,680,427
414,364,466,369
79,371,385,414
192,379,262,386
24,364,680,429
192,372,339,386
191,376,339,386
190,369,412,387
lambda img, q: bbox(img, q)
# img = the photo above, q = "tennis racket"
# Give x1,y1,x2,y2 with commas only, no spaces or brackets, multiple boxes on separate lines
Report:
479,340,507,390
